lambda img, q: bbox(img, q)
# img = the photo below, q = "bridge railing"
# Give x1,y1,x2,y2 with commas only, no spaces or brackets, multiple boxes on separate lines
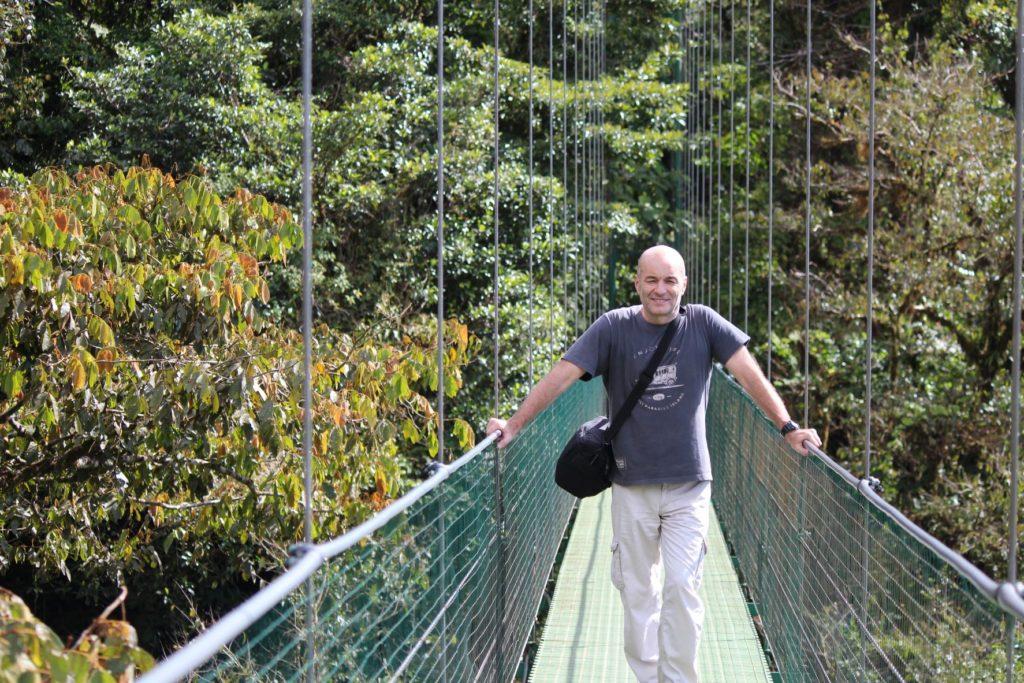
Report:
708,366,1024,682
141,379,604,683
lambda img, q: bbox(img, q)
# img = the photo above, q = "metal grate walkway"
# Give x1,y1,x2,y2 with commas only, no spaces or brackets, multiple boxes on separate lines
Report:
530,488,771,682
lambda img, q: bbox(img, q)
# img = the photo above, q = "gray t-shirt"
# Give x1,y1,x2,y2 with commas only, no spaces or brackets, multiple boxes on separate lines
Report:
562,304,749,485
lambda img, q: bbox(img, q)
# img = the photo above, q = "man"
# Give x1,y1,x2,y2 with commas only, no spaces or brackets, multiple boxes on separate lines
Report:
486,245,820,683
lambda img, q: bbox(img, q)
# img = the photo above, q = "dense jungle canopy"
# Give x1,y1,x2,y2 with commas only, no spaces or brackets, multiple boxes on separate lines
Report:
1,0,1022,671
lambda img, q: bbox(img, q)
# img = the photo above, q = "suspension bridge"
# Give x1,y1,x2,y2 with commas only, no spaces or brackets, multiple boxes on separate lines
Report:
137,0,1024,680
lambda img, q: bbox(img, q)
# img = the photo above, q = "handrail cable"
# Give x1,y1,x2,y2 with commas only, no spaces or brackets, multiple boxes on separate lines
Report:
800,435,1024,621
141,432,500,683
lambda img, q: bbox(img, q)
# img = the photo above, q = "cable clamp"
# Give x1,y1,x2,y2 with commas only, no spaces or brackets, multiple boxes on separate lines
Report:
285,542,318,569
423,461,448,479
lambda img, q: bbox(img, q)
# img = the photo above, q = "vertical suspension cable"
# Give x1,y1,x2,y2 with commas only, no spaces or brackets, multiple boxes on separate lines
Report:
716,0,723,312
865,0,876,481
528,0,535,387
699,1,707,305
491,2,506,676
700,1,707,304
582,4,589,324
572,0,580,329
728,0,735,321
492,0,501,421
706,0,713,306
592,2,598,318
687,6,693,294
592,7,598,318
548,0,555,362
435,0,446,467
743,0,750,330
692,3,699,302
696,3,702,303
803,0,812,426
680,11,688,277
861,4,877,678
299,0,316,678
705,1,713,306
678,11,686,258
599,3,605,312
434,8,449,677
1008,0,1024,675
767,0,774,381
565,0,573,348
688,11,695,301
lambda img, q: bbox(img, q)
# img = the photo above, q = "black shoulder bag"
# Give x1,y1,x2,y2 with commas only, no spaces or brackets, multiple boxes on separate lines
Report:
554,314,682,498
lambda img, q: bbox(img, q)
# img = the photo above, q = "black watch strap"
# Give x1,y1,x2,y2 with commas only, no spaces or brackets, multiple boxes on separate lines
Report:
780,420,799,437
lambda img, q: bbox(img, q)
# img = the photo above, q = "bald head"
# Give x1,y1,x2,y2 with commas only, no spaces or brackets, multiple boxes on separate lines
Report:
637,245,686,279
634,245,688,324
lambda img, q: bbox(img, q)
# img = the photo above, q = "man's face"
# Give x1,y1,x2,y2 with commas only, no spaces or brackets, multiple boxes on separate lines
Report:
634,251,687,324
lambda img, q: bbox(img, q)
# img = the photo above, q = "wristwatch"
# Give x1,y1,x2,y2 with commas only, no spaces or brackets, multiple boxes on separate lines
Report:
779,420,799,437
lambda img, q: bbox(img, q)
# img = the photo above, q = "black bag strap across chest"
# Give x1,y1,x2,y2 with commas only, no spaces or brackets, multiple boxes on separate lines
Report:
605,309,684,442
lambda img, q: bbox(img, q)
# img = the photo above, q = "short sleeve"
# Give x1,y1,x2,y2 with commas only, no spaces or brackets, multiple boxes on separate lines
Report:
703,307,750,364
562,314,612,380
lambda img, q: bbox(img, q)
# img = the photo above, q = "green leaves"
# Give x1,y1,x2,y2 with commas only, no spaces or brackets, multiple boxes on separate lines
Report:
0,589,154,681
0,164,478,657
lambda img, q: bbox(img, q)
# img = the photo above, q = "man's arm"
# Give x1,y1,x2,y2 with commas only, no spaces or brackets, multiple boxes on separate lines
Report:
724,345,822,455
486,360,587,448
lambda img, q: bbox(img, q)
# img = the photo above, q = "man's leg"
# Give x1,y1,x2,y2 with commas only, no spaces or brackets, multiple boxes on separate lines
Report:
658,481,711,683
611,483,662,683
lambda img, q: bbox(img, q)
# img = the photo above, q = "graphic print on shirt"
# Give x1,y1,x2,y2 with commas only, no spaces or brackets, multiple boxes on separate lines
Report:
638,346,685,412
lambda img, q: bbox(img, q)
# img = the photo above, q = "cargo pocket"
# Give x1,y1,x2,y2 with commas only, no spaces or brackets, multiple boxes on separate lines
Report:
610,541,625,591
693,538,708,591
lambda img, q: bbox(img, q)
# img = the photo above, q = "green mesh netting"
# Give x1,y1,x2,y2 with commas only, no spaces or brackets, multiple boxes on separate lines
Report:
707,366,1023,682
193,378,604,682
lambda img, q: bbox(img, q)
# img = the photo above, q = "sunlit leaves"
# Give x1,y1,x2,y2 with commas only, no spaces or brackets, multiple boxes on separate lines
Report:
0,165,477,652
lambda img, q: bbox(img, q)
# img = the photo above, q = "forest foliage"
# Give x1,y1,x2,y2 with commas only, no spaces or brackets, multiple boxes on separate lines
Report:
1,0,1023,671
